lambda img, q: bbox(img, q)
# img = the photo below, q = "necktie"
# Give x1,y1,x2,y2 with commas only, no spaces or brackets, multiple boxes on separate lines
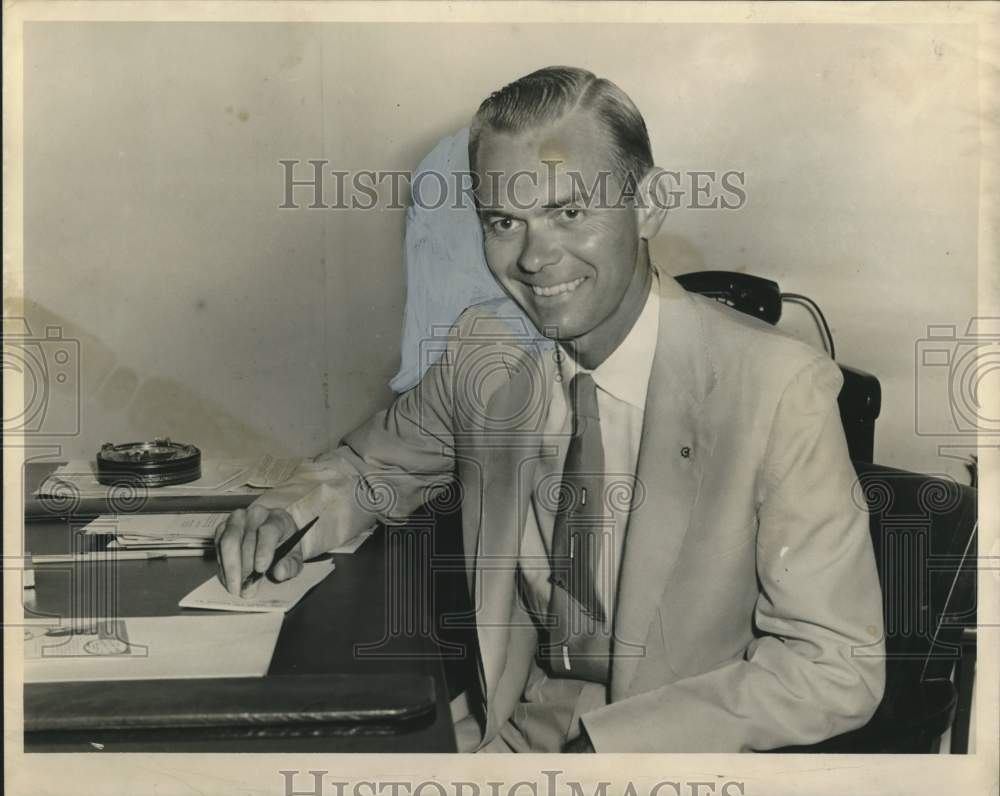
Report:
541,372,611,683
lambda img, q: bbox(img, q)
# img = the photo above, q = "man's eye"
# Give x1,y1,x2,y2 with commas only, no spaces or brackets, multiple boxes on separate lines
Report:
560,208,582,222
490,218,519,233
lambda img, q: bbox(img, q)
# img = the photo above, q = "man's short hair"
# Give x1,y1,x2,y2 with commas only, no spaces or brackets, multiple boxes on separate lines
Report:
468,65,654,188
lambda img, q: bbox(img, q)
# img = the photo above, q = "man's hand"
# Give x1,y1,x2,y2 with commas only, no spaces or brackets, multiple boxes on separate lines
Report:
215,506,304,597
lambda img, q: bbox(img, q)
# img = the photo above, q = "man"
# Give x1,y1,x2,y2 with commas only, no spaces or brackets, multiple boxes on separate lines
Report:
216,66,885,752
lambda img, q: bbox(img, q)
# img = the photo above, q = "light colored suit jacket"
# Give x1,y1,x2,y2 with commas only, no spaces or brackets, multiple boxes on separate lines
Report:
257,273,886,752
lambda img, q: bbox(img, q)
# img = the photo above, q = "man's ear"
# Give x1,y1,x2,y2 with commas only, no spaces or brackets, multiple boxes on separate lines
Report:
636,167,671,240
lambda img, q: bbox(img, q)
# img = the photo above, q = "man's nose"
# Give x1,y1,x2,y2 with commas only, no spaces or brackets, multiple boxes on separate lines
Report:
517,226,561,273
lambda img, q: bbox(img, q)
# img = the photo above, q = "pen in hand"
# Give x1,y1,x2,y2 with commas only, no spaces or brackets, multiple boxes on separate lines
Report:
239,517,316,597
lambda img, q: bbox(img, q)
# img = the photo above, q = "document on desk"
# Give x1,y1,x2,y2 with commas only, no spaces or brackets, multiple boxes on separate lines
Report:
82,512,226,550
23,614,282,683
83,512,227,538
179,560,335,613
245,454,303,488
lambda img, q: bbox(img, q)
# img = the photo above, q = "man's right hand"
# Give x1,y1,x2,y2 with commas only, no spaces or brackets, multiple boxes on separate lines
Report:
214,505,304,597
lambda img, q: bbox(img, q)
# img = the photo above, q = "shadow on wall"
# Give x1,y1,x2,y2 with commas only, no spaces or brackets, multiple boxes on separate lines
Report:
6,296,289,459
650,234,708,276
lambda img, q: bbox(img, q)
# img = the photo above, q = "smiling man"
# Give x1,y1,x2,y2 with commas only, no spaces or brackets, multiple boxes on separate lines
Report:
471,97,655,370
216,66,885,753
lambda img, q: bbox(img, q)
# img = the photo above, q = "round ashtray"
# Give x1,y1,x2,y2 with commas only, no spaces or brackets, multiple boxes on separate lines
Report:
96,438,201,487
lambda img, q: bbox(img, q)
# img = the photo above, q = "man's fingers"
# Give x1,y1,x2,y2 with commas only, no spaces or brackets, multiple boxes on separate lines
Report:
256,511,300,577
253,517,285,573
270,547,304,581
241,504,276,578
240,521,259,586
245,503,269,531
214,507,303,596
213,518,229,588
215,507,304,596
217,509,247,595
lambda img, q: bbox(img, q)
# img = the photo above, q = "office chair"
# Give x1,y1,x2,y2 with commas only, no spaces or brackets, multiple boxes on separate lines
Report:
773,461,978,753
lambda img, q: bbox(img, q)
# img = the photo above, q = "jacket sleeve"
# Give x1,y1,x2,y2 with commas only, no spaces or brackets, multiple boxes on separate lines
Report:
250,316,461,561
581,355,886,752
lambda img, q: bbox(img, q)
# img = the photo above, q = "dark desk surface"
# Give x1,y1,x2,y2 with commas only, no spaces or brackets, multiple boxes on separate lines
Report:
22,462,458,752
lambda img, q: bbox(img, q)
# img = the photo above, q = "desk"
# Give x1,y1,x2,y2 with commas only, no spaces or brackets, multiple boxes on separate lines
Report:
21,463,459,752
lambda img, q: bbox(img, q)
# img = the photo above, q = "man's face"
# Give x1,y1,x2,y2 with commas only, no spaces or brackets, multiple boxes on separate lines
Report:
473,110,644,343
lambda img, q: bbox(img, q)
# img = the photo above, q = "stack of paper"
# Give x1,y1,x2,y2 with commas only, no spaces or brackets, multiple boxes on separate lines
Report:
82,513,377,555
83,513,226,550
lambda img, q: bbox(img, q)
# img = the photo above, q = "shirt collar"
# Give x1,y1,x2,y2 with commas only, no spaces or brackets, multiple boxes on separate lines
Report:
558,269,660,411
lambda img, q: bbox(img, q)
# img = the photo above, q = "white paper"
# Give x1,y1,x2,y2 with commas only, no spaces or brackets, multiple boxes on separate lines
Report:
23,614,282,683
327,528,375,554
82,512,229,539
178,560,335,613
245,454,303,488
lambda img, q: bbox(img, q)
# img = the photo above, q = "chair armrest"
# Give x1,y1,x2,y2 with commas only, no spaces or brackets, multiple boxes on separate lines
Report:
771,679,957,753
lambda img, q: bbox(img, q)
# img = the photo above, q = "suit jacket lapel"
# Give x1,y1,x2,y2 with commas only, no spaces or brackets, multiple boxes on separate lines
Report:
611,276,718,698
464,345,548,716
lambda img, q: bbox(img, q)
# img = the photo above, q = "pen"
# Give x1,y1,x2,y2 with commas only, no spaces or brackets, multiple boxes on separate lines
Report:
31,550,207,564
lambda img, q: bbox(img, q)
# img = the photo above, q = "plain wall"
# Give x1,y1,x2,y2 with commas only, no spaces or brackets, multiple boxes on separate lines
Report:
19,22,979,482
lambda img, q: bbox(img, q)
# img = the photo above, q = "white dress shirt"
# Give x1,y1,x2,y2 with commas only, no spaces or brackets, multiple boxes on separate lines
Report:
518,271,660,632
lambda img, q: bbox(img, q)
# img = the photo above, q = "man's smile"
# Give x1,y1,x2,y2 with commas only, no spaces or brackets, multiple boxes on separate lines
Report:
528,276,587,298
